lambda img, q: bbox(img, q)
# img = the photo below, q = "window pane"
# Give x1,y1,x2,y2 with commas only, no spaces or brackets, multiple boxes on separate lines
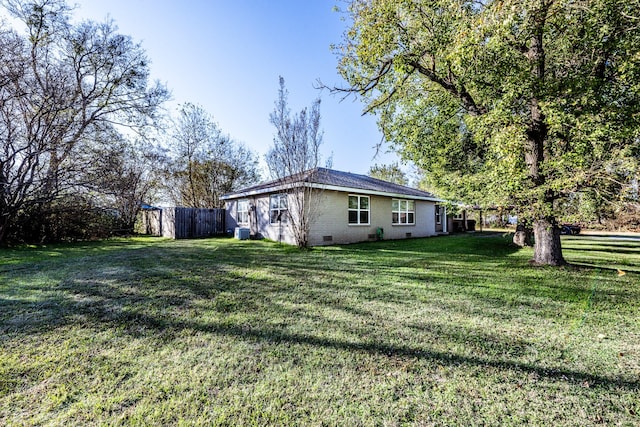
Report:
400,200,407,210
408,213,414,223
400,212,407,223
408,201,415,211
279,196,287,209
392,200,399,210
271,210,279,223
280,210,288,223
360,211,369,224
360,197,369,209
348,196,358,209
271,197,279,209
392,212,399,223
348,210,358,224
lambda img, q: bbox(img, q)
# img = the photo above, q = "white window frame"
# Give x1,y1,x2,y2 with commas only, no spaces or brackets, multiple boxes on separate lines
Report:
435,205,442,224
237,199,249,225
348,195,370,225
392,199,415,225
270,194,288,224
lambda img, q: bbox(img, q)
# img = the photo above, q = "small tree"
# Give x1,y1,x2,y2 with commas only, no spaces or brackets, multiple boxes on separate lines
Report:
79,128,165,233
165,103,260,208
266,76,327,247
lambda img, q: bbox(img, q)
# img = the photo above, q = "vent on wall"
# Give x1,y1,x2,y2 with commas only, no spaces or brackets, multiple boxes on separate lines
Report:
405,232,412,238
323,235,333,242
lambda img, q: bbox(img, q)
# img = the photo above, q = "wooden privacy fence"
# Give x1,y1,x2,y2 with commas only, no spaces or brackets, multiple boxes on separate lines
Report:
139,207,226,239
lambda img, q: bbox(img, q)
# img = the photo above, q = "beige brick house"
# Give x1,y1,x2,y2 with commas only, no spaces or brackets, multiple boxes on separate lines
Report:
221,168,448,246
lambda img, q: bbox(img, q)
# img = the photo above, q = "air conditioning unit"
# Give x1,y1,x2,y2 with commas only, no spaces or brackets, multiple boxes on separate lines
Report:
234,227,250,240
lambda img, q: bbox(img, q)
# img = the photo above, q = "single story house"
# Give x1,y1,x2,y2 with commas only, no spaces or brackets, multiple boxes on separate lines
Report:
220,167,449,246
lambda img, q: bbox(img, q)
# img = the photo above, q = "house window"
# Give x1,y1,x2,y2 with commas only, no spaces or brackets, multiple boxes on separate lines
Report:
237,200,249,225
392,199,415,225
453,212,464,220
435,205,441,224
270,194,288,224
348,195,369,225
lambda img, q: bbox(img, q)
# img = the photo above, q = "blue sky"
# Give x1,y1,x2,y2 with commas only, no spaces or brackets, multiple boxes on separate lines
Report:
71,0,402,176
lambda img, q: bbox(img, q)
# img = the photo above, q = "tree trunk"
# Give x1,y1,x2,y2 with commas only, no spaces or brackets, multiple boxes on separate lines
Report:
513,223,533,247
0,219,8,245
532,219,565,265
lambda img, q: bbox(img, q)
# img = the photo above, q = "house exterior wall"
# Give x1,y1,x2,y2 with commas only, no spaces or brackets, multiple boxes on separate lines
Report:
225,193,298,245
254,193,297,244
308,190,437,246
225,188,439,246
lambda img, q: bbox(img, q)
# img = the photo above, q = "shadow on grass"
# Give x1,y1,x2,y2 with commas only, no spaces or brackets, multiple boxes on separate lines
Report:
8,285,636,394
185,318,640,393
25,296,637,394
562,236,640,251
1,235,639,396
2,234,637,327
565,246,640,256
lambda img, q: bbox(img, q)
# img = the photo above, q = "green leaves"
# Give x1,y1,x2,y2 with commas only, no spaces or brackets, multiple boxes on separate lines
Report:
338,0,640,218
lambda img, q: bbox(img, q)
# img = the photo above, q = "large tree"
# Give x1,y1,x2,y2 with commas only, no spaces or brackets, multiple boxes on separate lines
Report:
266,76,328,247
0,0,168,242
368,162,408,185
337,0,640,265
165,103,260,208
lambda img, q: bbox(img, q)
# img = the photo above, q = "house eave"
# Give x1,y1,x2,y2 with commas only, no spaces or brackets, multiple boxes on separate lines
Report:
305,183,443,202
220,182,304,200
221,182,443,203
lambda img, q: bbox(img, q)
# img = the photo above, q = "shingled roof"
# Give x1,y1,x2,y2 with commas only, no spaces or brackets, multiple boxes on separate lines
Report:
221,168,440,201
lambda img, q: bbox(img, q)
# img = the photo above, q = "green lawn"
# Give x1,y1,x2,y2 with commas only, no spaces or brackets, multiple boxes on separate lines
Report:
1,234,638,426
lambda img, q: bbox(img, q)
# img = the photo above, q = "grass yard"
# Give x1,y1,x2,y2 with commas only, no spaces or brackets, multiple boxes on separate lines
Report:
0,233,638,426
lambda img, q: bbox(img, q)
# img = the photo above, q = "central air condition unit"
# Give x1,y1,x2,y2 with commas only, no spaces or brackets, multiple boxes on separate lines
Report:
234,227,250,240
